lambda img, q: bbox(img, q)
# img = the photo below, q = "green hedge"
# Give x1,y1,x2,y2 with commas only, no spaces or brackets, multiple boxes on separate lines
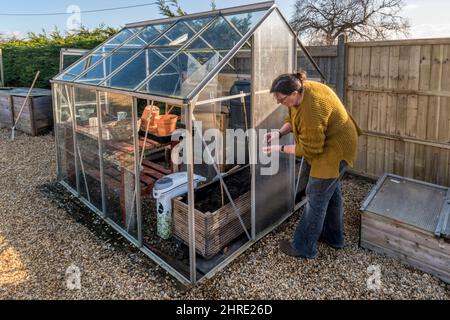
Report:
0,26,118,88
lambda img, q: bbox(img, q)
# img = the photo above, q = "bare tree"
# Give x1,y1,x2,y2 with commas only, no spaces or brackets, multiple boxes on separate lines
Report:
291,0,410,45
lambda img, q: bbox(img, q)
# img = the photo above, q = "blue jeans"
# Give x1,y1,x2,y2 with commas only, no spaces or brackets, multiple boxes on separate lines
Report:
292,160,347,258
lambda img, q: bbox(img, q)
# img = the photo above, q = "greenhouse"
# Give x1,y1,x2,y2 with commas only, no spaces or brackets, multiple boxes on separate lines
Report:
51,1,323,284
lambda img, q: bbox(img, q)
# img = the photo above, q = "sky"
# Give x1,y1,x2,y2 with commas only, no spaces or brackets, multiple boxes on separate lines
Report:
0,0,449,40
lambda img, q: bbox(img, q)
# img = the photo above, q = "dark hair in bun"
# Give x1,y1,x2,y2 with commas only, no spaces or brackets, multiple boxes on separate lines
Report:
270,70,307,95
295,70,307,82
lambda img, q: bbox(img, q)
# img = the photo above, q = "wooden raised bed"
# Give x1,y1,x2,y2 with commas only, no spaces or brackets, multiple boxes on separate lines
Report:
0,87,53,135
172,167,251,259
0,94,13,128
172,192,251,259
360,174,450,284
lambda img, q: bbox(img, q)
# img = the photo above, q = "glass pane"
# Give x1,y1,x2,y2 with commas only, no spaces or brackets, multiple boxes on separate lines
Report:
189,69,251,184
186,44,253,280
54,84,76,190
194,44,252,133
152,21,195,47
104,27,142,47
183,40,227,72
253,10,295,235
57,53,106,81
152,17,213,47
73,87,103,211
189,79,252,280
58,28,139,80
224,9,267,35
99,92,138,239
138,50,222,98
189,16,240,50
104,48,175,89
185,16,215,32
57,28,143,81
220,43,252,77
130,23,173,46
77,46,143,84
136,101,193,280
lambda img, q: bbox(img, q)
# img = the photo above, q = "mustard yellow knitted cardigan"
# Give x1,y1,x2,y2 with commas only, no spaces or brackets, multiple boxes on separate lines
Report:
285,81,362,179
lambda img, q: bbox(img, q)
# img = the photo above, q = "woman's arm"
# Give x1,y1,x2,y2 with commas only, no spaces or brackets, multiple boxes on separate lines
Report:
279,122,293,137
281,144,296,155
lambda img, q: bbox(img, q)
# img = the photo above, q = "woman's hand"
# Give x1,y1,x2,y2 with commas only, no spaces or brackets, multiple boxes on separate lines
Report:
264,131,280,144
262,145,282,155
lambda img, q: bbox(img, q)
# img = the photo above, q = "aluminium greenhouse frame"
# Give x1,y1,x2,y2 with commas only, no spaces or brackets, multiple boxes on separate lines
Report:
51,1,324,285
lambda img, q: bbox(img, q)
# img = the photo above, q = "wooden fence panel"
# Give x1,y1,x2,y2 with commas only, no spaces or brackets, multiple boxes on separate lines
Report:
346,38,450,186
298,45,339,92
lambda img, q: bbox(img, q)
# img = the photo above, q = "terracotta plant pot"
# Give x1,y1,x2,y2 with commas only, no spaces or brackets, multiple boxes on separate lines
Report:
155,114,178,136
140,105,160,133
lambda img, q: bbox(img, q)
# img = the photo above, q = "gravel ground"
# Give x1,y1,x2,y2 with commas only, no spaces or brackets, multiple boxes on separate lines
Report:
0,128,448,300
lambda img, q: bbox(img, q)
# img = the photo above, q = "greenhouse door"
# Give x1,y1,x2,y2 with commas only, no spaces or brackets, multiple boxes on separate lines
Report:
252,10,296,236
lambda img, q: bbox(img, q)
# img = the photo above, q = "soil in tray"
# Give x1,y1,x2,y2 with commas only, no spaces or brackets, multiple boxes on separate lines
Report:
180,166,251,213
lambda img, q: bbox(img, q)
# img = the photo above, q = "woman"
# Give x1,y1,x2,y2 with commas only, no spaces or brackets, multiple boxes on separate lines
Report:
264,72,362,259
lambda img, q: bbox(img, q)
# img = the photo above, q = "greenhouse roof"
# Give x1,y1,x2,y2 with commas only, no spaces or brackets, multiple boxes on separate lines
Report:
54,1,277,102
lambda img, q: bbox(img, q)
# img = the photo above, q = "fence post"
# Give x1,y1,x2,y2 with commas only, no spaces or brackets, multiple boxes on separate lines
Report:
337,34,347,103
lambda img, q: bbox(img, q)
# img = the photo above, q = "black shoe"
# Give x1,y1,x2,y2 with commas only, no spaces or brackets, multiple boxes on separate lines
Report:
318,236,344,250
279,240,302,257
